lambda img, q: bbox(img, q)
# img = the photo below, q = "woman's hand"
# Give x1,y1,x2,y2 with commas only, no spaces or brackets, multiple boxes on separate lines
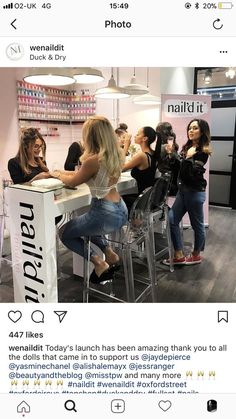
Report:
50,170,61,179
122,133,132,156
164,143,173,154
122,133,131,147
124,132,132,142
32,171,51,181
186,146,197,158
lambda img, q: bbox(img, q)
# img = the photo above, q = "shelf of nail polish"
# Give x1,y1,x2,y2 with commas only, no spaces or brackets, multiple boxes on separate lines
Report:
17,81,96,122
19,120,60,137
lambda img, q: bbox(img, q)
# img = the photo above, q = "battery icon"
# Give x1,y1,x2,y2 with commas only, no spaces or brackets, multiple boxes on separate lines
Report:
218,2,233,8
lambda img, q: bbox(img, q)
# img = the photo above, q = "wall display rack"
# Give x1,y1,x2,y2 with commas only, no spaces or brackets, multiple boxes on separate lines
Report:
17,81,96,123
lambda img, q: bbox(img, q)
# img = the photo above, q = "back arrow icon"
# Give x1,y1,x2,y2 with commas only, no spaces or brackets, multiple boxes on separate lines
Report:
11,19,17,29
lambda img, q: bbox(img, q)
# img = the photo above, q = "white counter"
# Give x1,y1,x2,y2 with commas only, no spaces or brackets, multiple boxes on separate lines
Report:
8,173,136,303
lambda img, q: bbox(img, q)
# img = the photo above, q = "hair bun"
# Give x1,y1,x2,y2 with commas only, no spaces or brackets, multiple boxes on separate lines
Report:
118,123,128,131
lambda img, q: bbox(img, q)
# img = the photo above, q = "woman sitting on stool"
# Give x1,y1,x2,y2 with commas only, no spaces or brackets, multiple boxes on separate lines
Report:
50,116,128,284
122,126,159,213
64,141,83,171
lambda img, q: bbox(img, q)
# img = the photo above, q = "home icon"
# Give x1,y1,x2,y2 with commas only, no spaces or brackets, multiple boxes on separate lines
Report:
17,401,31,414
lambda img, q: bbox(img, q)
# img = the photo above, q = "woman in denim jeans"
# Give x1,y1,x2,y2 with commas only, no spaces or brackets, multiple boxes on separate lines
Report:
163,119,211,266
51,116,128,283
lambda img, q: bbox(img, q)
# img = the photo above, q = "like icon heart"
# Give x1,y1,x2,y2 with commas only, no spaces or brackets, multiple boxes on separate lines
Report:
158,400,172,412
8,310,22,323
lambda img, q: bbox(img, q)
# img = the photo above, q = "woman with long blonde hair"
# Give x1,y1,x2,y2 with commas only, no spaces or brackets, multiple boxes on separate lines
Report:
51,116,128,284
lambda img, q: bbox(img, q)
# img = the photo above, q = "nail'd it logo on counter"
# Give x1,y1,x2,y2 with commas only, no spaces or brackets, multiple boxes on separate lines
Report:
163,100,209,117
20,202,45,303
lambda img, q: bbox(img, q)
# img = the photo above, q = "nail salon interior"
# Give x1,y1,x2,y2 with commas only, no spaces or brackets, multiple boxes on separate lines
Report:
0,66,236,303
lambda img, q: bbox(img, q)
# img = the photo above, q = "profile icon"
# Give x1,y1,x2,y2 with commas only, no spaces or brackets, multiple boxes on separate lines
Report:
207,399,217,412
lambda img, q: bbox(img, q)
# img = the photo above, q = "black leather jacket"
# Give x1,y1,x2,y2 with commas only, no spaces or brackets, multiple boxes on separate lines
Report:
178,151,208,191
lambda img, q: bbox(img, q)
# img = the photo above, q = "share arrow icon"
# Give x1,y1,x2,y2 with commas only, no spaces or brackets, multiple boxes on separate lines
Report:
54,311,67,323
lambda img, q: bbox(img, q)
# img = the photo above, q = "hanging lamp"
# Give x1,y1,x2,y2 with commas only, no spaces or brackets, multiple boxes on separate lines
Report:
73,68,104,84
123,68,149,95
133,68,161,105
203,69,212,84
24,68,75,86
95,68,130,99
225,67,236,79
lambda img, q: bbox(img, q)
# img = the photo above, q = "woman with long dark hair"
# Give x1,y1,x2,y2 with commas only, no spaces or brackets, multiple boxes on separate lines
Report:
8,128,50,184
122,126,159,212
64,141,83,171
155,121,179,196
163,119,211,266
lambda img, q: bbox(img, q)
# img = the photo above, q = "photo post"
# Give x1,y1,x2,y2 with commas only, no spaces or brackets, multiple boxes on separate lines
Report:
0,1,236,417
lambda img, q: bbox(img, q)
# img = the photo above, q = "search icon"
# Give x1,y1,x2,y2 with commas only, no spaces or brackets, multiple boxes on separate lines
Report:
64,400,77,412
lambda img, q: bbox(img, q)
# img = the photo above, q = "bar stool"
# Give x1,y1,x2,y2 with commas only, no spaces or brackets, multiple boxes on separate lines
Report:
121,172,173,301
82,188,156,303
166,194,184,256
83,173,172,303
83,235,126,303
56,213,72,281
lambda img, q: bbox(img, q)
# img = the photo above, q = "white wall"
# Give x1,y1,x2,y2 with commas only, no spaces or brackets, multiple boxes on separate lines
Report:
160,67,194,94
95,67,162,139
0,69,19,174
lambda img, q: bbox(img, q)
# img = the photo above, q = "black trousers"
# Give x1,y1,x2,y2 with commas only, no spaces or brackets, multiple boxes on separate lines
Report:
122,193,138,215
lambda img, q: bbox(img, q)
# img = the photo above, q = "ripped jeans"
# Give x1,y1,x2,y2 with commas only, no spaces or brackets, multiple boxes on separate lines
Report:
60,197,128,259
169,188,206,252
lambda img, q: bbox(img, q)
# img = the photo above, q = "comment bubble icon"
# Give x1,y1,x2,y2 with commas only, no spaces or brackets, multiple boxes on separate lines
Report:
31,310,44,323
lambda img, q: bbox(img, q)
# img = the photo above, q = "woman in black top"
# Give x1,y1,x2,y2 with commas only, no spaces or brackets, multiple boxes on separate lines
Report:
8,128,63,225
8,128,50,184
162,119,211,266
122,126,159,212
64,141,83,171
155,122,179,196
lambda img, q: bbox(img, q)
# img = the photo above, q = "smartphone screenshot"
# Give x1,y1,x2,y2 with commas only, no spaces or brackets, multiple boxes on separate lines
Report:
0,1,236,417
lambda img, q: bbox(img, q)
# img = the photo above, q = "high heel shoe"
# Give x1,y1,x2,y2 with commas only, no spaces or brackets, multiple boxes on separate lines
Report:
90,268,114,284
108,263,121,274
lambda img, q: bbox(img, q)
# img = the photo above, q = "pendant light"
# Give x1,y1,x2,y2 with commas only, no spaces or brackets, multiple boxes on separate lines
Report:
95,68,130,99
225,67,235,79
24,68,75,86
133,68,161,105
73,68,104,84
122,68,149,95
203,69,212,84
